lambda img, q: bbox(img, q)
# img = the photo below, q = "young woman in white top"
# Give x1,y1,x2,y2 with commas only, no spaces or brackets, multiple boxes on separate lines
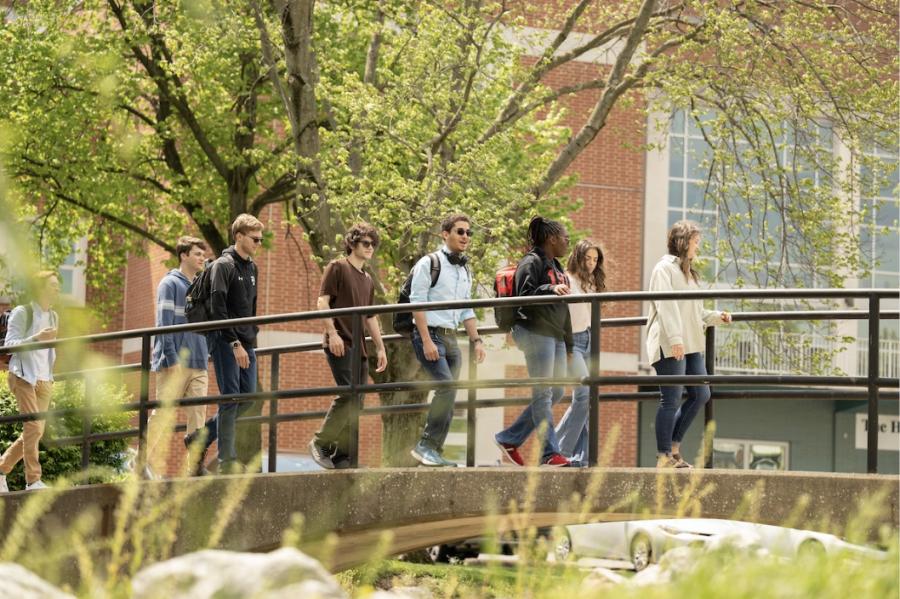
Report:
647,220,731,468
555,239,606,466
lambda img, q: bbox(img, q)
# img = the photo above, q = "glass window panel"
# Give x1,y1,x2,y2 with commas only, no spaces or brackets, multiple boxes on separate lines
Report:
874,231,899,272
880,163,898,199
58,269,74,295
669,137,685,178
876,200,899,228
749,443,785,471
687,138,710,179
687,110,716,137
671,110,685,135
718,261,739,284
668,180,684,209
875,273,900,289
667,210,682,229
686,181,710,210
712,441,744,469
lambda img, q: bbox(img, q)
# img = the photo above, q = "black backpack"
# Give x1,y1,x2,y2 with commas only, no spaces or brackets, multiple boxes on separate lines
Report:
1,305,34,365
392,253,441,336
184,257,223,324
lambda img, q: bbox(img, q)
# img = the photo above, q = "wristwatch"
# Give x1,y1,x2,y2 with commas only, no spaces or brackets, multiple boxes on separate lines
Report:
230,340,242,349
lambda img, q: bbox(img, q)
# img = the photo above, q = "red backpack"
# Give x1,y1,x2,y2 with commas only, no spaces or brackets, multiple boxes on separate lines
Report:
493,264,518,332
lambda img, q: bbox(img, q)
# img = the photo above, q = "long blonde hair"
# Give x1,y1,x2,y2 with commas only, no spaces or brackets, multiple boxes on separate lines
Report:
667,220,700,283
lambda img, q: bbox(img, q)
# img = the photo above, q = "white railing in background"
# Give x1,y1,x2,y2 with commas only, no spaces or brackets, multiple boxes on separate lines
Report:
715,328,900,379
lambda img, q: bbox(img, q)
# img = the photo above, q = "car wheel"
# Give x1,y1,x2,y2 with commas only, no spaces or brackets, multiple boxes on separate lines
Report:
798,539,825,558
630,534,652,571
427,544,450,563
555,532,573,562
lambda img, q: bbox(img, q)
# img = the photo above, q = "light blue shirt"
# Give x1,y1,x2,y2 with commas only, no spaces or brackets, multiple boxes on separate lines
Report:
409,245,476,328
4,302,58,386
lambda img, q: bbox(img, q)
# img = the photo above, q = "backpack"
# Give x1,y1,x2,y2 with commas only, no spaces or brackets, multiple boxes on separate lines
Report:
1,305,34,365
392,253,441,336
493,264,518,332
184,258,221,324
493,262,569,332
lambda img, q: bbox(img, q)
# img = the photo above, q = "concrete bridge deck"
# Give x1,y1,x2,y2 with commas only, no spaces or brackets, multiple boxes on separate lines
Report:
1,468,896,571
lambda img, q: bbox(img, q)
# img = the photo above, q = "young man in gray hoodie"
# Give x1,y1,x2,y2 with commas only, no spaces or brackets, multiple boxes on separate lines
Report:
147,236,210,477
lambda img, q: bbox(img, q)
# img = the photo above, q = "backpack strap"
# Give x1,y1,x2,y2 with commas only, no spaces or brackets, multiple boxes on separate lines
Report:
24,305,33,334
428,252,441,288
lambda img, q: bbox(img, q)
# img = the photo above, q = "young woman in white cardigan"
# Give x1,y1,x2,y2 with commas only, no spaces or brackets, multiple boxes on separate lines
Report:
647,221,731,468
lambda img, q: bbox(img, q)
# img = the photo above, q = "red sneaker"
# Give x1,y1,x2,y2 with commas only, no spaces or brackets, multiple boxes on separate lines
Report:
541,453,571,467
495,439,524,466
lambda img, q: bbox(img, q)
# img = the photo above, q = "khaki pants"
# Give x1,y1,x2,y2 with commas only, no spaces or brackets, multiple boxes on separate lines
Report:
1,373,53,484
146,366,208,466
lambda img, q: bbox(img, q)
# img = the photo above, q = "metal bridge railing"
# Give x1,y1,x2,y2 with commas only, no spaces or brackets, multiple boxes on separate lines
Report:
1,288,897,473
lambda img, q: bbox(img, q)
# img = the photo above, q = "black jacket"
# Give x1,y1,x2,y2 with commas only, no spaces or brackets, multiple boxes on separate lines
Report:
209,246,259,347
514,247,573,351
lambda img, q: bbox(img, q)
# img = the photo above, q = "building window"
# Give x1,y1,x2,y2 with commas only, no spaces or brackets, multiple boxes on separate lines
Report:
57,239,87,306
713,438,789,470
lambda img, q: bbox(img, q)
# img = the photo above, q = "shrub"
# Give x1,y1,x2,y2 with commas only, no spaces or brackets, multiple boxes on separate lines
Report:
0,374,131,489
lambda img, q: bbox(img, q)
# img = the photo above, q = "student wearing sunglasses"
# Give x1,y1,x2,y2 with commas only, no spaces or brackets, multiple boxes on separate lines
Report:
309,223,388,469
207,213,265,474
409,214,486,467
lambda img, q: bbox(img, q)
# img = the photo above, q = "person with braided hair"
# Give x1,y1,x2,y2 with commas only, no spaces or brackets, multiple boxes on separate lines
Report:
494,216,573,467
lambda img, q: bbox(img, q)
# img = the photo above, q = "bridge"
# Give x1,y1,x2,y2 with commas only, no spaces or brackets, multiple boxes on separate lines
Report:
2,468,896,571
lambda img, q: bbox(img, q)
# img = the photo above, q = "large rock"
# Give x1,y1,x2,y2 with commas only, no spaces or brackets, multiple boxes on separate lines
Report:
0,563,75,599
131,547,347,599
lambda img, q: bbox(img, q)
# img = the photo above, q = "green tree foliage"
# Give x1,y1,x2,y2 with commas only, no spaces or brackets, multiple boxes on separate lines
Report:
0,377,130,489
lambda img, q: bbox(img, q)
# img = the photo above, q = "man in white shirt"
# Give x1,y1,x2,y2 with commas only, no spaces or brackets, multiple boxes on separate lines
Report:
0,271,61,492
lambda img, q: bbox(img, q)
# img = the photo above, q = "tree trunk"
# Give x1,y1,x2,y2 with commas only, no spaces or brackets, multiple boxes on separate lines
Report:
369,317,429,467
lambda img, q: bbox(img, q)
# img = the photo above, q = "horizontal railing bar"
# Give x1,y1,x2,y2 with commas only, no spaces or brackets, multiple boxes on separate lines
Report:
2,290,896,353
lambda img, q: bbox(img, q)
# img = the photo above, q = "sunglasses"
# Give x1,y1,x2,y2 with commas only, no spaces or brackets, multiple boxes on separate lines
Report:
248,236,263,244
358,239,378,249
454,228,474,237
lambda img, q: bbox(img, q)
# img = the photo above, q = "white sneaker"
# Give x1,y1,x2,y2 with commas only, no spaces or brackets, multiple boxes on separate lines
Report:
0,474,8,493
25,480,47,491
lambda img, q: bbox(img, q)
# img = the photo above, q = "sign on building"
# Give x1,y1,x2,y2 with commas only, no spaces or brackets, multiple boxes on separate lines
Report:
855,414,900,451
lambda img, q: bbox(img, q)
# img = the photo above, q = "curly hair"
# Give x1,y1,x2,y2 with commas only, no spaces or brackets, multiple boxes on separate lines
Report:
566,239,606,292
343,222,380,255
667,220,701,283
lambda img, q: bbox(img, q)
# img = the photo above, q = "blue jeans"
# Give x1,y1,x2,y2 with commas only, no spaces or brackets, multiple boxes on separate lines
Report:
653,351,710,454
209,334,257,471
412,329,462,452
496,325,567,460
556,330,590,465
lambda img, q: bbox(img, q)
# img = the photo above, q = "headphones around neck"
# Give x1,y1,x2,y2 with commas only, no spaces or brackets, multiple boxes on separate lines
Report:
443,250,468,267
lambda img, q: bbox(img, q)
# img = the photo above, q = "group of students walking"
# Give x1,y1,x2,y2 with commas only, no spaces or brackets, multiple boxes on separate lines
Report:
309,213,731,470
0,212,730,490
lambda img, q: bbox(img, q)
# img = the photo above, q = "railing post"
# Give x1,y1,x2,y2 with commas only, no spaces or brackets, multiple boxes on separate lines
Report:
268,352,280,473
466,337,477,467
867,295,880,474
704,326,716,469
588,299,601,467
137,333,151,472
81,408,92,471
348,313,363,469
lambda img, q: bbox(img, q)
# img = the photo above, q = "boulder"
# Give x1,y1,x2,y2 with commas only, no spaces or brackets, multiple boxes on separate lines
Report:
131,547,346,599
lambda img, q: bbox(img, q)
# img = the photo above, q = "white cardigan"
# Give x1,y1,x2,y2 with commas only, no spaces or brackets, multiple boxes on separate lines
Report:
646,255,724,362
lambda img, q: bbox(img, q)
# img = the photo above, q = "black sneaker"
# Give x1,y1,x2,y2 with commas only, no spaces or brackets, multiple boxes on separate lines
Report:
308,439,335,470
332,455,353,469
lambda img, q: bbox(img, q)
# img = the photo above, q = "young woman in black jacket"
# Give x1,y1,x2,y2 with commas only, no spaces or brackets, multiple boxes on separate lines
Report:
495,217,573,467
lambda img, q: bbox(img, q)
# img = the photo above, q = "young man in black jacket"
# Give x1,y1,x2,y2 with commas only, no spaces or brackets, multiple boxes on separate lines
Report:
495,216,573,467
208,213,264,473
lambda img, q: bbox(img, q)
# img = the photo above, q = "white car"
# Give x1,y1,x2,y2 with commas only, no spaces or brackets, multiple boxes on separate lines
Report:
555,518,884,570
